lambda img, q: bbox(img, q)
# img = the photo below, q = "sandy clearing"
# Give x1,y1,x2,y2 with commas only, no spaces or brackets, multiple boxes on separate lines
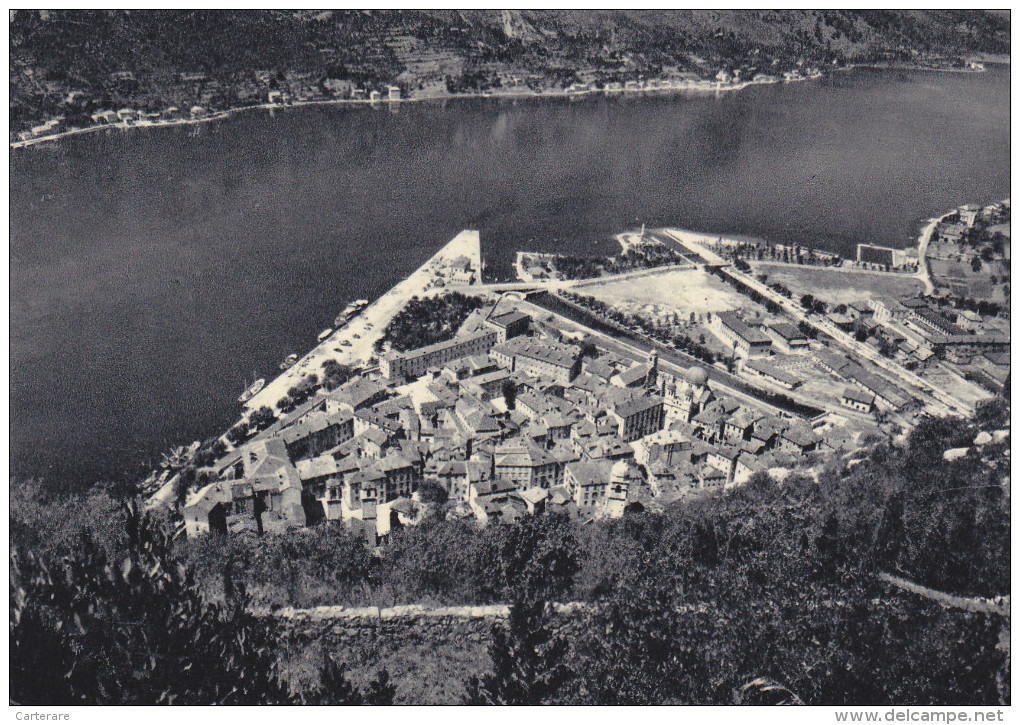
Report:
580,268,750,314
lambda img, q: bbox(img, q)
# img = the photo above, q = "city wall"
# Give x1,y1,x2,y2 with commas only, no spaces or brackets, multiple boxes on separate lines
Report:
266,602,590,701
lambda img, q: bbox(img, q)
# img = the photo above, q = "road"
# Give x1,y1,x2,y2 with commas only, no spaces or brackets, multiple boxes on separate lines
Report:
751,259,920,278
727,264,968,416
915,212,956,295
878,572,1010,618
449,262,699,296
662,230,970,416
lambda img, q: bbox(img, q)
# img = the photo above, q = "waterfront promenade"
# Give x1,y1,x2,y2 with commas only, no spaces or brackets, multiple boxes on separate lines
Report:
243,229,481,413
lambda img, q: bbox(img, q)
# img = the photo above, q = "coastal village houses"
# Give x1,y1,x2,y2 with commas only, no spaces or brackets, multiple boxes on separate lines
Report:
183,299,879,544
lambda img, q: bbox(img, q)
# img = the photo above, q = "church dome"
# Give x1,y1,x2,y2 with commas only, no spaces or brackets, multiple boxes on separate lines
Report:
610,460,632,481
686,366,709,386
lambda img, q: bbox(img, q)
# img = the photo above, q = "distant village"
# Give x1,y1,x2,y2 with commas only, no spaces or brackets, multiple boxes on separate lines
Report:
12,68,813,147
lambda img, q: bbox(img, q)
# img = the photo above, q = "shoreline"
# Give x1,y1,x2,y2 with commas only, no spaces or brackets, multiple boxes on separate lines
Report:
241,229,482,414
144,209,997,482
847,62,988,75
10,71,820,150
13,60,994,151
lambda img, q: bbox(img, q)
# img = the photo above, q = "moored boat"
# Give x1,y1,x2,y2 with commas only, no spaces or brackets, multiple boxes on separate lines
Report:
318,328,333,341
238,378,266,404
335,299,370,327
279,353,298,370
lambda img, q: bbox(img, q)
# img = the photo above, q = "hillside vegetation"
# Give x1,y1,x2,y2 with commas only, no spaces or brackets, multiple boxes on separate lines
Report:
10,10,1010,136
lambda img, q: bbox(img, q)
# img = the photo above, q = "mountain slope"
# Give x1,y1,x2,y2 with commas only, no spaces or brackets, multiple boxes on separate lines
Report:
9,10,1010,135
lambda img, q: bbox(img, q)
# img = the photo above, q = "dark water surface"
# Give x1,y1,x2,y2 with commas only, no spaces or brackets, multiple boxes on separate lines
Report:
10,66,1009,486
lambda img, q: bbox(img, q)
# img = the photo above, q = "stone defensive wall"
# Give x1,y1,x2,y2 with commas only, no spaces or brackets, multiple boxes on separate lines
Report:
263,601,589,627
264,601,593,700
262,601,592,654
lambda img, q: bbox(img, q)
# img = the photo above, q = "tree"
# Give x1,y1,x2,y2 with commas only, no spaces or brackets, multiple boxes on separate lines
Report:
173,466,196,507
502,380,517,410
573,555,710,704
464,599,573,705
380,292,485,352
302,655,394,705
11,503,293,704
800,293,815,311
226,423,249,446
11,502,398,705
489,514,581,602
578,337,599,358
159,445,192,471
972,393,1008,431
417,480,449,505
194,438,228,468
382,517,490,602
321,360,353,391
276,394,296,414
248,406,276,433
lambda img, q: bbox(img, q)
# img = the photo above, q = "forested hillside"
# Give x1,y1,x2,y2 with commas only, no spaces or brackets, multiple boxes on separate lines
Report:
10,10,1010,135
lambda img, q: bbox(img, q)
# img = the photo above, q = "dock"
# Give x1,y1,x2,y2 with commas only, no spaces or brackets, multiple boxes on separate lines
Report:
243,230,482,413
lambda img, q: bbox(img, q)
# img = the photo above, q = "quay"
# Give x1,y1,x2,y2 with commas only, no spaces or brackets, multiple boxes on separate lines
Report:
243,229,482,413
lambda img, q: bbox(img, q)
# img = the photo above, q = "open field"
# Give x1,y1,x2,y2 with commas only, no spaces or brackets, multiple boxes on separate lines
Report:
919,365,994,407
579,268,751,315
751,263,925,304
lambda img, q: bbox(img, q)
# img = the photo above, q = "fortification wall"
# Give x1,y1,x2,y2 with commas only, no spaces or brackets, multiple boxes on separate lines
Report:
266,602,589,703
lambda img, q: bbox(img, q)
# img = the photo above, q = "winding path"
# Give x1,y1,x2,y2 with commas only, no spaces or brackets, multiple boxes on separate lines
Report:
915,213,955,295
878,572,1010,617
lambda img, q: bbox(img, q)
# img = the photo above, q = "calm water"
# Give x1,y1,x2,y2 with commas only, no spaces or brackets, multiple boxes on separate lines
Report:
10,66,1010,486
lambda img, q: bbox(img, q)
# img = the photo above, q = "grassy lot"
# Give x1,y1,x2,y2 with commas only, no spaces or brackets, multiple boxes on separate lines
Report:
918,366,994,407
580,268,751,314
751,263,925,305
928,254,1009,302
768,354,847,405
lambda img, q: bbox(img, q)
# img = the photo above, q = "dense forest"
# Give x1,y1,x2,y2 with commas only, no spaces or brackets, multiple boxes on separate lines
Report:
11,398,1010,704
11,10,1010,136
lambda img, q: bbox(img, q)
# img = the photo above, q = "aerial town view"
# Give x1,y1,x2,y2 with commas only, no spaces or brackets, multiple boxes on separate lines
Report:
9,9,1011,714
